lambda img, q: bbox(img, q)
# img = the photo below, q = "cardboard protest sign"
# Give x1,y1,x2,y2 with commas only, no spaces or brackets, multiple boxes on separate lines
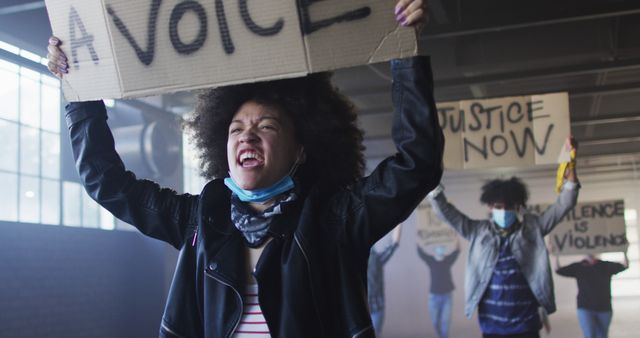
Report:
415,204,458,249
44,0,417,101
529,200,629,255
436,92,571,169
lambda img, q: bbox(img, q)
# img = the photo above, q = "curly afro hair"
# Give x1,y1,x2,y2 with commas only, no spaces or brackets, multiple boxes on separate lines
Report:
480,176,529,208
184,72,365,190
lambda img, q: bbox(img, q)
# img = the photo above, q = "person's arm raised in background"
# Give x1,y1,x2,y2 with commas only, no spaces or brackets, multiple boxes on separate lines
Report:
555,255,580,277
537,137,580,236
378,225,402,265
342,0,444,253
416,244,434,265
443,237,461,265
607,249,630,275
427,185,485,241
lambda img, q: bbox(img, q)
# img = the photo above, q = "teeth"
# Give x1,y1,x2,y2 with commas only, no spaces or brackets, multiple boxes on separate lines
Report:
239,151,261,163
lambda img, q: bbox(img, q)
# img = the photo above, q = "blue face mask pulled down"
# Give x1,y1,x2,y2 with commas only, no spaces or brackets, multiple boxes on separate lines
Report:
224,175,295,203
492,209,517,229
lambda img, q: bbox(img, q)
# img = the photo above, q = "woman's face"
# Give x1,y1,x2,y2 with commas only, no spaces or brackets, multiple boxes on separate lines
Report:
227,101,301,190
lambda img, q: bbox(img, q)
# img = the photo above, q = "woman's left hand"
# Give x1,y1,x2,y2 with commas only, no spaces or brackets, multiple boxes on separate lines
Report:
395,0,428,27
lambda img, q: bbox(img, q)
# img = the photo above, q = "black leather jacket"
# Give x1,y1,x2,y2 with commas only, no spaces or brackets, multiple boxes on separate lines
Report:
65,56,444,338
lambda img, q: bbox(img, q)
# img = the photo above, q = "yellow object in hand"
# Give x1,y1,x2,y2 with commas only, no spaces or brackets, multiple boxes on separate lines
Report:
555,149,576,193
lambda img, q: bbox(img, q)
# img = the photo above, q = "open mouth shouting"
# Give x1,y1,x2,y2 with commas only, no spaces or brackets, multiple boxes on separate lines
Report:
238,149,265,168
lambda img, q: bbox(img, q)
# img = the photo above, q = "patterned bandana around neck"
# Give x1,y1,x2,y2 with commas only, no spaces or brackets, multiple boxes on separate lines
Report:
229,191,297,248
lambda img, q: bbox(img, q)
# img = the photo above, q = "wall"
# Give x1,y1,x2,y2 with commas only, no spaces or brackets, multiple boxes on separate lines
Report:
0,221,171,338
380,166,640,338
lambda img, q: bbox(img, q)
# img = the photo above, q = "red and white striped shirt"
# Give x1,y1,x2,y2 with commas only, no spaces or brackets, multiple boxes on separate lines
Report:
233,284,271,338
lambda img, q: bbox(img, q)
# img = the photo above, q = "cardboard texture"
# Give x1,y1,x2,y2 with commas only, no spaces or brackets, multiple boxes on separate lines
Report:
436,92,571,170
415,204,458,249
44,0,418,101
530,200,629,255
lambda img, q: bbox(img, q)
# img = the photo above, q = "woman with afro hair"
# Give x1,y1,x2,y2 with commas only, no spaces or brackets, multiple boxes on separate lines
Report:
46,1,441,337
427,168,580,338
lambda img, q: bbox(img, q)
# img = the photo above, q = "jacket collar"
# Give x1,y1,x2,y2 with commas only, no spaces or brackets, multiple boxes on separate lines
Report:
202,178,305,237
199,179,235,235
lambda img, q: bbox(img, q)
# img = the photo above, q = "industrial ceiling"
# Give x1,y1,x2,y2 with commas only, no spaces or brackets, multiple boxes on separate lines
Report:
2,0,640,182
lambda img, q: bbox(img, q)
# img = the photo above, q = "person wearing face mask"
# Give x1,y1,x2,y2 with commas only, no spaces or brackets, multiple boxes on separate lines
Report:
416,238,460,338
426,149,579,338
45,1,439,337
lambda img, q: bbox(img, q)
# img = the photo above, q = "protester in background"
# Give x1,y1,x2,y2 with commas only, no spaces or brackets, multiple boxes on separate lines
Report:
555,252,629,338
427,151,579,338
45,1,440,337
417,238,460,338
368,225,402,337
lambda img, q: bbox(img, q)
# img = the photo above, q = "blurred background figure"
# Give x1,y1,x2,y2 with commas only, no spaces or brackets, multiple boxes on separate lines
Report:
417,238,461,338
368,225,402,337
555,252,630,338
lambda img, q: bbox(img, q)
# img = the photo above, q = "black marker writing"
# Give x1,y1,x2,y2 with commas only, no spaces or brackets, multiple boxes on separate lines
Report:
510,124,554,157
69,6,99,69
574,221,588,233
239,0,284,36
298,0,371,35
169,1,208,55
105,0,373,65
106,0,161,66
214,0,234,54
554,231,628,251
560,201,625,222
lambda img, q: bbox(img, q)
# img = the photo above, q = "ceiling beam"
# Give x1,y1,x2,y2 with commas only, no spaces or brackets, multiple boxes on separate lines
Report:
572,112,640,127
421,7,640,40
343,57,640,100
570,81,640,97
580,136,640,147
437,57,640,88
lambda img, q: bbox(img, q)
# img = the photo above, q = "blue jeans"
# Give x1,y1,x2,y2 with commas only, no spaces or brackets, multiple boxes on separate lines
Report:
370,310,385,337
577,308,612,338
429,292,452,338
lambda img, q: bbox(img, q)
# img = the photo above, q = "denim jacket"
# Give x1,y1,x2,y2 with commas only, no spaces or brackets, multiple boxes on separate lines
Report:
429,182,579,318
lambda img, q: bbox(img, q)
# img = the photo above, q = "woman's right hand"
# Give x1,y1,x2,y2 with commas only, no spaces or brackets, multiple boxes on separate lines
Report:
46,36,68,78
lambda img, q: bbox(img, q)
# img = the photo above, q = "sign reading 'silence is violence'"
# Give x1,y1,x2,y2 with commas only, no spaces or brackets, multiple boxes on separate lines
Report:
44,0,418,101
530,200,629,255
436,93,570,169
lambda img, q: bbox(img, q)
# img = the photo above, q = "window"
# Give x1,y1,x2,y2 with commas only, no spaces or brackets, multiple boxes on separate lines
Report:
0,40,114,230
0,50,59,225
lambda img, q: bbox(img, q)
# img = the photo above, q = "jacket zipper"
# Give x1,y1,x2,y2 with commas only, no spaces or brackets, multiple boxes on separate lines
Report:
191,226,198,246
352,325,373,338
294,234,327,337
205,271,243,338
160,321,186,338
